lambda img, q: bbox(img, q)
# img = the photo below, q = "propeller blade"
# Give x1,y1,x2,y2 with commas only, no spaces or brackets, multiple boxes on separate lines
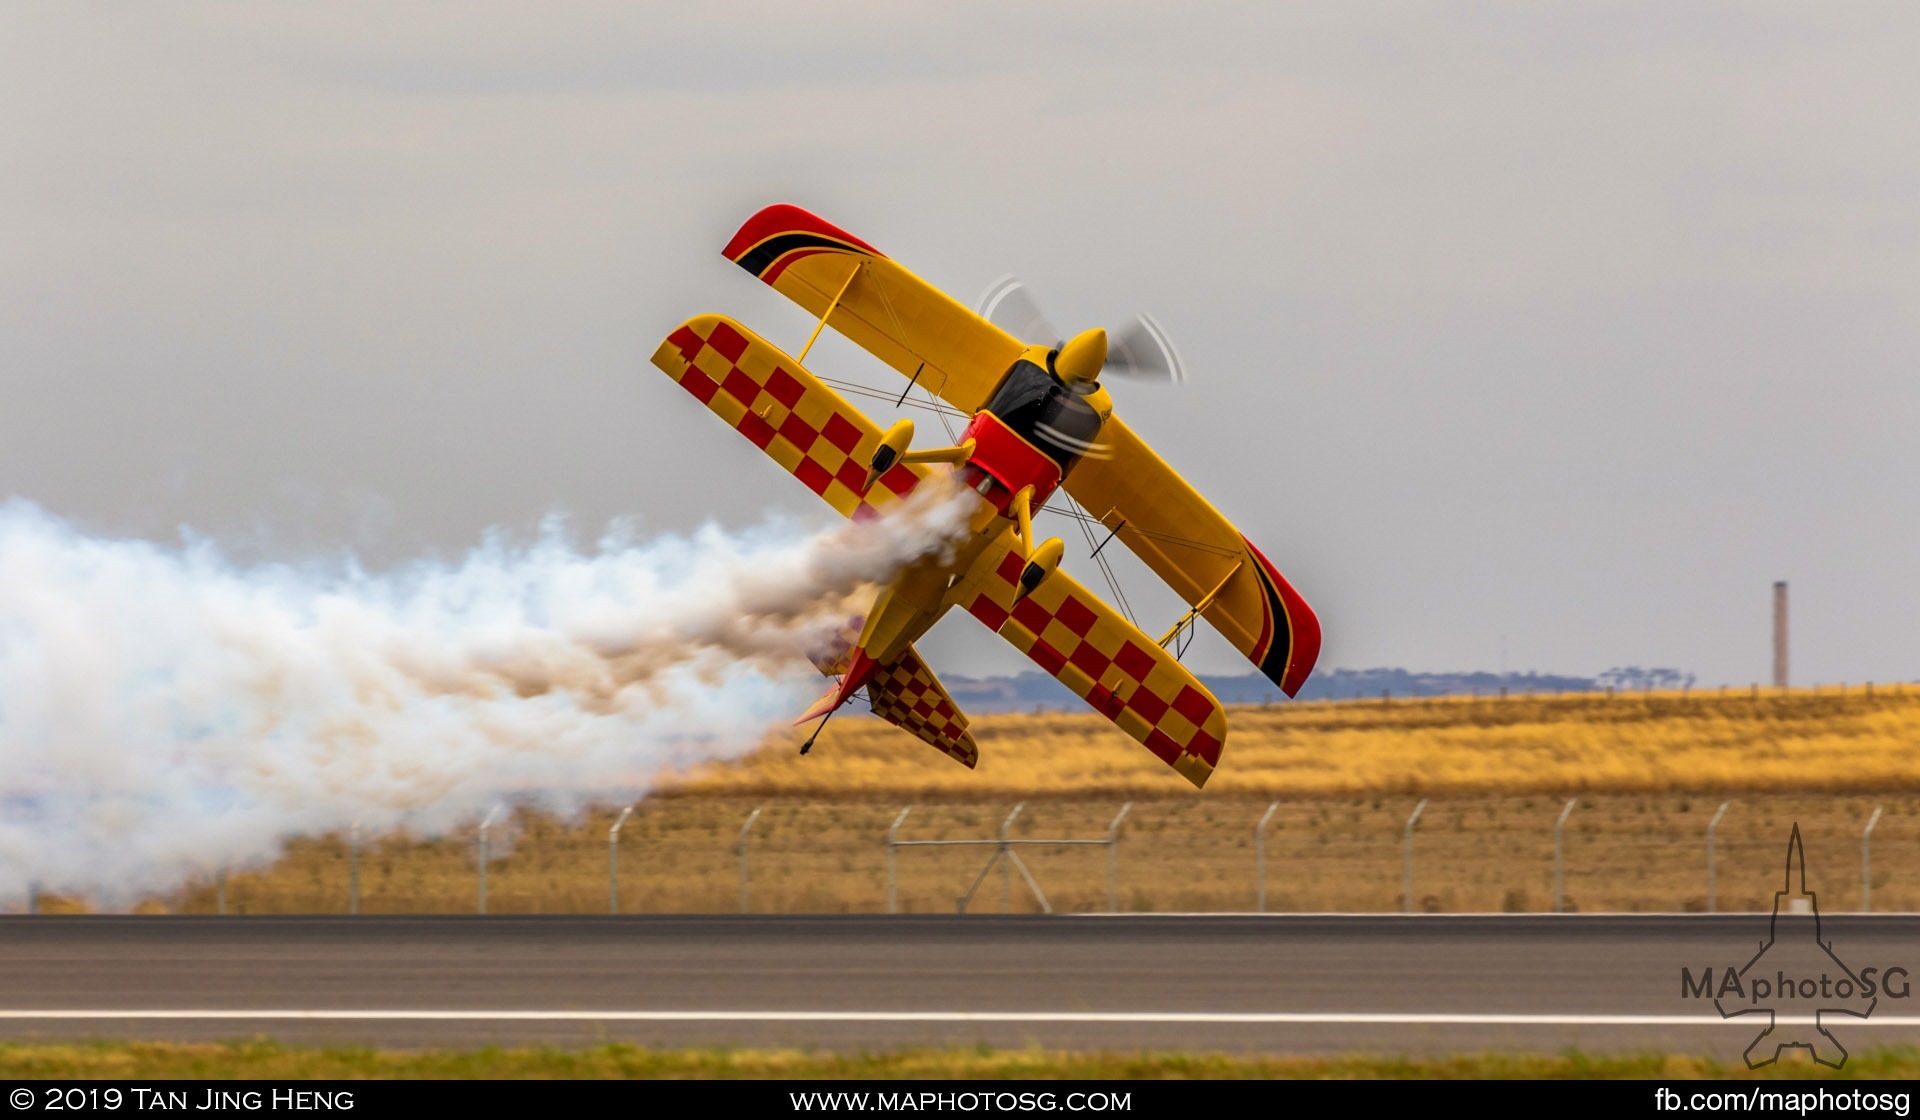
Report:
976,275,1189,383
1105,313,1187,383
975,274,1061,348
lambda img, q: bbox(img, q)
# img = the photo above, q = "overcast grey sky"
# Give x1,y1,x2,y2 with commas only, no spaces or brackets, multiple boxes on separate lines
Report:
3,3,1916,687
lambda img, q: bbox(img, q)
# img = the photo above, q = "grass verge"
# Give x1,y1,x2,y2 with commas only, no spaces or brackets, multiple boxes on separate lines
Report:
1,1041,1916,1079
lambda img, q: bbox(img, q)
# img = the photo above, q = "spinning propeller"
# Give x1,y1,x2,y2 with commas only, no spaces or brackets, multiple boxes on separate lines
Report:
975,275,1188,384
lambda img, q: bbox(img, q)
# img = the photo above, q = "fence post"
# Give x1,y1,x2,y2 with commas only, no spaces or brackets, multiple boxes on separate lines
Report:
886,806,913,915
1863,806,1884,913
216,869,227,916
1402,798,1428,914
1553,799,1578,913
347,821,360,916
1106,802,1132,914
737,805,762,915
999,803,1025,914
608,805,635,915
947,805,1059,915
1707,801,1731,913
477,806,501,915
1255,801,1281,912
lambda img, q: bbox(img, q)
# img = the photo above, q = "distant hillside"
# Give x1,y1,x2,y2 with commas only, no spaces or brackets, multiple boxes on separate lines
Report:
939,666,1610,713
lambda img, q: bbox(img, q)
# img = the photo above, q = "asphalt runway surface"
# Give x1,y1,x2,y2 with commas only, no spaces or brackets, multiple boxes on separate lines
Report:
3,914,1918,1055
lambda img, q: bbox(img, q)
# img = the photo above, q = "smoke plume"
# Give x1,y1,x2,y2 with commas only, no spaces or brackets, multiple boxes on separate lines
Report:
0,479,974,906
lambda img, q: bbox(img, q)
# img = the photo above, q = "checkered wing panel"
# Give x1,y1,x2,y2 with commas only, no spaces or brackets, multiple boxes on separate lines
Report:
650,315,925,519
960,534,1226,788
865,646,977,769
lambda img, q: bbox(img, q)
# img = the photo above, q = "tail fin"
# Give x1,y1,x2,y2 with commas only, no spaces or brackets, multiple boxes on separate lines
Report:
796,647,878,725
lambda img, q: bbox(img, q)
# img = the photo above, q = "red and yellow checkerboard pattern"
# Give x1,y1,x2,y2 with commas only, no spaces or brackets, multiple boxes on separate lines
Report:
651,311,1220,784
651,314,922,520
962,533,1225,788
806,619,976,769
864,648,977,768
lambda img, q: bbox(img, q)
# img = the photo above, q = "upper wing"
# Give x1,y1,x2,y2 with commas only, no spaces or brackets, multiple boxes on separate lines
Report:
714,205,1320,698
955,527,1227,789
722,204,1023,415
1063,416,1321,697
651,314,926,519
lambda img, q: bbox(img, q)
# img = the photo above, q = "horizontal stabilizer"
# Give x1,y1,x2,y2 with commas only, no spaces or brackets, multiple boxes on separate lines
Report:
800,628,976,769
865,647,977,769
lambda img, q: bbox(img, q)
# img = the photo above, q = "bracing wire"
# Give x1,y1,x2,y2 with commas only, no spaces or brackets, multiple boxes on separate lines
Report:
1064,491,1140,627
797,298,1232,667
825,376,1239,560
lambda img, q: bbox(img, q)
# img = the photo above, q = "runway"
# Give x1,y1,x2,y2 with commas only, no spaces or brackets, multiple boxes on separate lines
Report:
2,914,1916,1054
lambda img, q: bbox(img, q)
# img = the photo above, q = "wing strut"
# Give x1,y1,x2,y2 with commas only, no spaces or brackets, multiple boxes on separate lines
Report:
797,262,862,364
1156,561,1244,650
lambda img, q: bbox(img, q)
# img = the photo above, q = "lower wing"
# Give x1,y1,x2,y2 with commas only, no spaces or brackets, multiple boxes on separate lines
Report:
650,314,925,519
1063,415,1320,698
955,529,1227,788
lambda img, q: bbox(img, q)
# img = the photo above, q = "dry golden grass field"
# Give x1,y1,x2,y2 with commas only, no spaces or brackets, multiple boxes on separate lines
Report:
45,687,1920,916
2,1040,1916,1080
679,685,1920,800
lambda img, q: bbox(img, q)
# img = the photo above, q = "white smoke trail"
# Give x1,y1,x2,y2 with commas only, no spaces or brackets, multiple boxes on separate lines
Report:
0,478,975,906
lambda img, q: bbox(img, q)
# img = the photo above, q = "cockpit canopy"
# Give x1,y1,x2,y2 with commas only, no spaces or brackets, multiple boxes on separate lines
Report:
982,354,1107,473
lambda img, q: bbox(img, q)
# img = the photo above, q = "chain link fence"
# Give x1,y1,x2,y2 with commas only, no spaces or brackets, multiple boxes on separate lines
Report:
34,794,1910,916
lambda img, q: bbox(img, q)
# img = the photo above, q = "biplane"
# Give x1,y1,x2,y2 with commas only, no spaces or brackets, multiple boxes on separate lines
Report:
650,205,1319,787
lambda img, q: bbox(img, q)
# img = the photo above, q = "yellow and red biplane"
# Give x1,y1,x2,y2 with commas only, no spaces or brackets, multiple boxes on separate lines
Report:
651,205,1319,788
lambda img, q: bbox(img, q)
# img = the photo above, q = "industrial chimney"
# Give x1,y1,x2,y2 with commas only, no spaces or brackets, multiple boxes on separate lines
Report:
1773,581,1788,690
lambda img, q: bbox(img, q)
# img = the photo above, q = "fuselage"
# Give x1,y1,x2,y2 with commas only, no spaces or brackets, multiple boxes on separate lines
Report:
956,342,1116,525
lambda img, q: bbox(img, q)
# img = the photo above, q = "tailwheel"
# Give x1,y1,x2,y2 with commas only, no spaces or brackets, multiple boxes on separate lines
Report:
800,707,835,755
